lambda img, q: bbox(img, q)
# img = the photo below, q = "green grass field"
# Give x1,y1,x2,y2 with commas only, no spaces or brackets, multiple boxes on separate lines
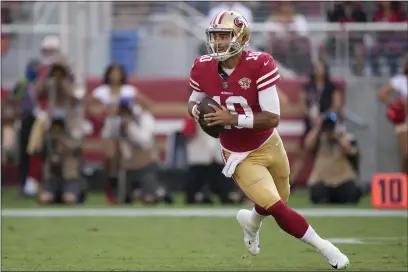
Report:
2,189,407,271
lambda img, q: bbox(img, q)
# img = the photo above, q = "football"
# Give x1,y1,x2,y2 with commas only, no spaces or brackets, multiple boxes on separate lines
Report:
198,96,225,138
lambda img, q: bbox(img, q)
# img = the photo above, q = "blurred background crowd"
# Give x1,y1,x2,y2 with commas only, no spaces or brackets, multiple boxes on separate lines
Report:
1,1,407,206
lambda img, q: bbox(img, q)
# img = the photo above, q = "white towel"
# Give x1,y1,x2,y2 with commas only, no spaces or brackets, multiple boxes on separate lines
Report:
222,151,250,178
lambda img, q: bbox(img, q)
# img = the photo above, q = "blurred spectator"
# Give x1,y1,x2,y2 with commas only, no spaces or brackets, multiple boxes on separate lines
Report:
207,2,253,25
305,114,362,204
91,64,151,112
373,1,406,22
11,59,41,195
302,60,343,131
22,37,70,197
91,64,168,204
368,1,407,76
38,114,86,205
1,90,16,165
101,98,172,204
26,56,81,198
266,1,311,74
182,116,243,205
1,4,13,24
290,60,343,183
325,1,367,75
378,55,408,173
1,4,12,56
327,1,367,22
27,57,77,155
39,36,75,82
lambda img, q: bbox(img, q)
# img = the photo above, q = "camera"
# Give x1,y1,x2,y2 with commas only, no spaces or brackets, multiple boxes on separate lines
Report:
117,98,134,117
49,112,66,136
321,112,338,132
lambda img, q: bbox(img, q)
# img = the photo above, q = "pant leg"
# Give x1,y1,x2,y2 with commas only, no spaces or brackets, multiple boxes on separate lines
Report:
184,164,208,204
331,180,362,204
267,132,291,203
309,182,331,204
19,115,35,188
208,162,235,204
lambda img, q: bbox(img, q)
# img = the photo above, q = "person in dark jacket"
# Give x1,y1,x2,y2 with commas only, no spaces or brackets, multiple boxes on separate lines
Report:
13,59,41,196
290,60,343,184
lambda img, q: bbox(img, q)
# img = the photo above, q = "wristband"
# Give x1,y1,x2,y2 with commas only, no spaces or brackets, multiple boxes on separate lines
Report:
238,114,254,128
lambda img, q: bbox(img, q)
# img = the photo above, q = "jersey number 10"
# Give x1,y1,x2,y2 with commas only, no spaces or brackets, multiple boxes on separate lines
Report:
212,96,254,129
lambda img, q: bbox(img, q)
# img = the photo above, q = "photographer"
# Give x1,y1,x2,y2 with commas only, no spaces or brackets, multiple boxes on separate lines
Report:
102,98,171,204
305,113,362,204
27,57,77,155
38,113,86,204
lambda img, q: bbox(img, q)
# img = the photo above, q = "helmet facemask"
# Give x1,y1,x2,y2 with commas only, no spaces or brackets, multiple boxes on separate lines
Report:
205,27,248,61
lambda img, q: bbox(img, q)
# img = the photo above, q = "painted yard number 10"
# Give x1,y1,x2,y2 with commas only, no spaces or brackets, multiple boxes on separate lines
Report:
371,173,407,209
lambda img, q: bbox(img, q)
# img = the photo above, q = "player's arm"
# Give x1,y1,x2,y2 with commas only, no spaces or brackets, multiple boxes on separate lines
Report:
378,82,396,107
329,89,342,113
243,54,281,129
187,60,206,119
337,133,352,155
251,85,281,128
304,120,322,151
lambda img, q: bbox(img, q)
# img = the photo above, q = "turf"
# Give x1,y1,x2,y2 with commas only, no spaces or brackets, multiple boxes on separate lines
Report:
1,188,374,209
2,189,406,271
2,216,407,271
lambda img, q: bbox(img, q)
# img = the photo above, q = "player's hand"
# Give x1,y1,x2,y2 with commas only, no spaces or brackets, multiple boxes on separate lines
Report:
191,101,201,121
204,104,235,126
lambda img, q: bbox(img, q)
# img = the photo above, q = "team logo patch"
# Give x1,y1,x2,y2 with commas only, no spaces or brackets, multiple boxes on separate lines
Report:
222,81,228,89
234,16,248,28
238,78,251,90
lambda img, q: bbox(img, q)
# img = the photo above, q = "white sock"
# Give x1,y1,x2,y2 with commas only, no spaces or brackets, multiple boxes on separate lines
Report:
250,207,268,227
301,225,327,249
23,177,38,196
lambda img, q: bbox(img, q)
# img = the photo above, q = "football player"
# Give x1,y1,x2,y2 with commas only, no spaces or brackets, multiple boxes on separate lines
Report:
187,11,349,270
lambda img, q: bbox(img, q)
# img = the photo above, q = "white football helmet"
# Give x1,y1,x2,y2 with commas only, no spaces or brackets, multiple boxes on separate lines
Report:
205,10,251,61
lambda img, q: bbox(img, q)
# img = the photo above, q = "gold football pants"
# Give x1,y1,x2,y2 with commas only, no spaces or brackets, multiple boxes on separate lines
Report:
222,131,290,209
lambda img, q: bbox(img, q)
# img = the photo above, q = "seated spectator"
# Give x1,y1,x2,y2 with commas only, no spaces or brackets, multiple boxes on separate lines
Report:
305,114,362,204
266,1,311,74
378,55,408,173
325,1,367,75
368,1,407,77
182,116,243,205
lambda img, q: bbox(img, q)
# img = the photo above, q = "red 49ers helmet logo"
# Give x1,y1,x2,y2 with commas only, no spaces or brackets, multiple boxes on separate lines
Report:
234,16,248,28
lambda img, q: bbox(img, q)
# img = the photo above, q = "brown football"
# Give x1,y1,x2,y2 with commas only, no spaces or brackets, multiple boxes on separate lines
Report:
198,96,225,138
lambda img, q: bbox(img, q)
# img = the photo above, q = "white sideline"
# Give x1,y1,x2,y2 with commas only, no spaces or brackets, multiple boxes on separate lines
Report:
1,208,407,218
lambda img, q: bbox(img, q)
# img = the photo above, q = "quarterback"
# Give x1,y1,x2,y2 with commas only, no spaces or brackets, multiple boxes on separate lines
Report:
187,11,349,270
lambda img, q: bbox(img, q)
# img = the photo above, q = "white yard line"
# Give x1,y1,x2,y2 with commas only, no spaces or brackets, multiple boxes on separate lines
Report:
1,208,407,218
328,237,408,245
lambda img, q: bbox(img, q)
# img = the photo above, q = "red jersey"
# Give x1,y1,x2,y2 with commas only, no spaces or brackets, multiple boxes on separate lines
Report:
189,51,280,152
